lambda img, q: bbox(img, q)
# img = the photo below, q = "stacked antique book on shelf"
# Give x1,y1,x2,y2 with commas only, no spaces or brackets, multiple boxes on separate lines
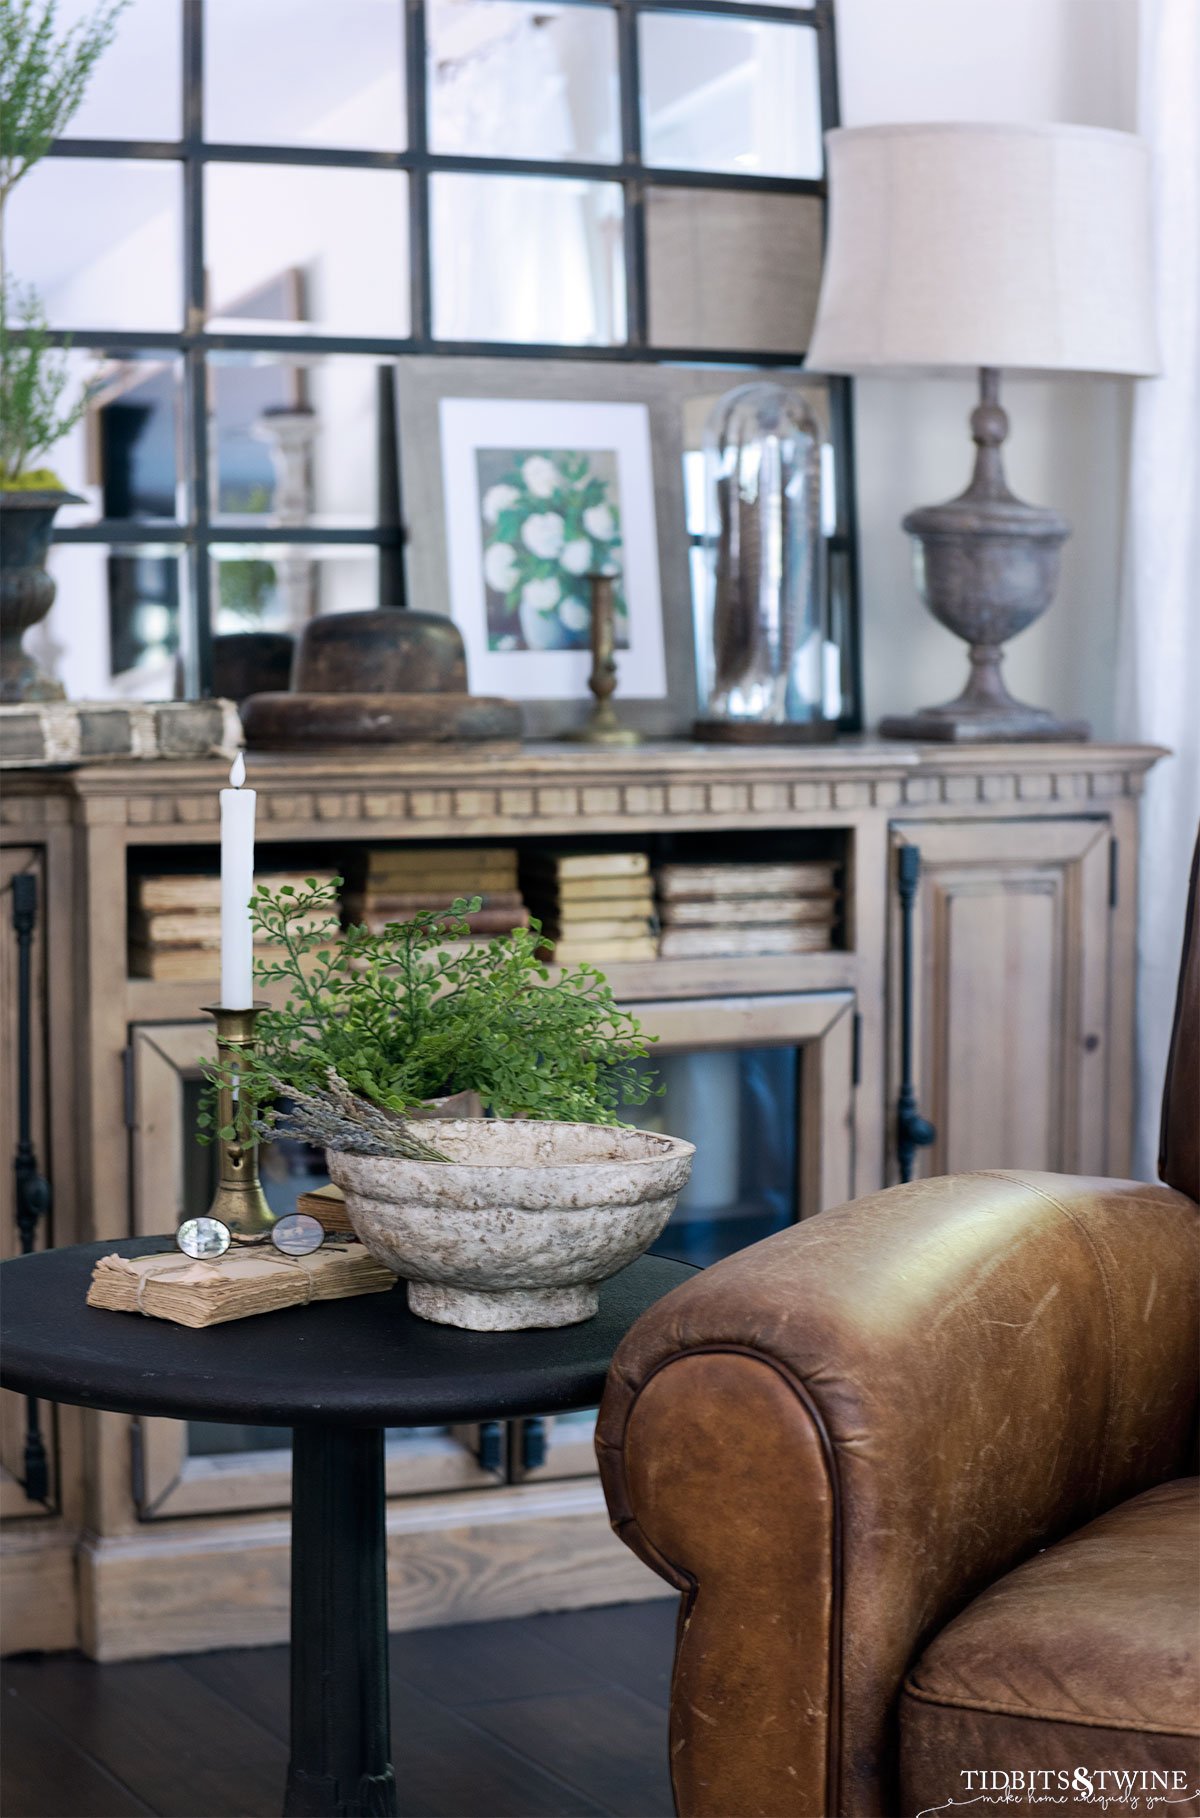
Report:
523,852,657,964
654,860,841,958
342,847,530,944
129,869,337,980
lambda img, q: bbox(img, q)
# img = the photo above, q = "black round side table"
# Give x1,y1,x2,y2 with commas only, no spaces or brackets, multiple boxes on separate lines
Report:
0,1237,693,1818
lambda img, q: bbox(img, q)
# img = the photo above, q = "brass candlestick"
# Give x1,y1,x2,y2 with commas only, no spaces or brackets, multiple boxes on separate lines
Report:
571,574,640,746
201,1003,276,1243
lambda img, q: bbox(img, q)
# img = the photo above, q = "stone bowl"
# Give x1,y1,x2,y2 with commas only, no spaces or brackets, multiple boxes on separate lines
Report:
327,1120,695,1331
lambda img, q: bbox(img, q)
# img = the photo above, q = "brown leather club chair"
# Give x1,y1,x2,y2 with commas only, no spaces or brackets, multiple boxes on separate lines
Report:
597,840,1200,1818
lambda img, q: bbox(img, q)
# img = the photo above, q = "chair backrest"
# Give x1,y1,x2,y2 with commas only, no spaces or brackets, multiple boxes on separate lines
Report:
1160,831,1199,1203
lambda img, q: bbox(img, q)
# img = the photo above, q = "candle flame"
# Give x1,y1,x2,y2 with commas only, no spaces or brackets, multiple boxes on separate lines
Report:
229,752,246,788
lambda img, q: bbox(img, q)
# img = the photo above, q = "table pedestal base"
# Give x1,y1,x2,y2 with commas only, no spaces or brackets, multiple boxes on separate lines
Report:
284,1426,397,1817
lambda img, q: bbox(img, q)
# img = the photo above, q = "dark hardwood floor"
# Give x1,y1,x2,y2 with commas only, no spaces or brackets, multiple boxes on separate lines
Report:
1,1599,678,1818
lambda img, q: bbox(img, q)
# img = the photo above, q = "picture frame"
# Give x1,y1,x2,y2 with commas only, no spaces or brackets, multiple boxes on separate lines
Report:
395,357,831,738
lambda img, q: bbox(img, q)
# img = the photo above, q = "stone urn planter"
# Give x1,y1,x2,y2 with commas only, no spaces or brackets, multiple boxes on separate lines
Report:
328,1120,695,1330
0,489,81,703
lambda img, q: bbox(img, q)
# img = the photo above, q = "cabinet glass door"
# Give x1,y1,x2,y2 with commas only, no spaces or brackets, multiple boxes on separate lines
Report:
513,990,855,1481
130,1022,505,1518
625,1047,798,1267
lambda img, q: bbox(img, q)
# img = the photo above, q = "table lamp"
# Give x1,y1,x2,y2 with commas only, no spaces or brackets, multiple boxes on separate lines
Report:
805,122,1158,741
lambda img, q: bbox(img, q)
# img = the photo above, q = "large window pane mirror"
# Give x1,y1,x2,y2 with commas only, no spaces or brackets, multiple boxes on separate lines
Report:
28,0,859,725
427,0,620,163
639,13,822,178
431,173,625,344
204,167,411,337
6,158,183,331
204,0,407,150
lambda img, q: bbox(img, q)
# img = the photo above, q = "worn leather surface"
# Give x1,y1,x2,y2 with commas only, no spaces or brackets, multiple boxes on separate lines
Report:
1161,833,1200,1203
596,1172,1199,1817
901,1477,1200,1818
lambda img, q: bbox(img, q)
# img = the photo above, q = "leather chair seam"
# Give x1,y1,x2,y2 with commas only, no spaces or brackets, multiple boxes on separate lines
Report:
623,1342,846,1818
902,1678,1200,1739
977,1171,1120,1507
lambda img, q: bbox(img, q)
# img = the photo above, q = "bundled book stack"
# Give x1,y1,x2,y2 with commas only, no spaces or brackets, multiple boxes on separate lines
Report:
654,860,841,958
87,1243,394,1328
342,847,530,943
523,851,657,965
129,869,337,981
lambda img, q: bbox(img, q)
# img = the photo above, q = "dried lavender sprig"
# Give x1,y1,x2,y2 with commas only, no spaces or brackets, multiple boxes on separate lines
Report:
265,1073,450,1161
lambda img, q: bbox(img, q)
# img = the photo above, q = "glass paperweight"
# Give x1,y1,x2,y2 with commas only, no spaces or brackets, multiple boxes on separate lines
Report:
695,381,838,740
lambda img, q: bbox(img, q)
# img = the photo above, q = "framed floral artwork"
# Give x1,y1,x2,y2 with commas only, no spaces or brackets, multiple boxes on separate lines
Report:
476,448,627,654
439,394,668,712
395,357,718,737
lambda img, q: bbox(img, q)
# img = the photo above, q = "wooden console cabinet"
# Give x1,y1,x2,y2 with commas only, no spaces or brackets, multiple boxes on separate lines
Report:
0,738,1160,1659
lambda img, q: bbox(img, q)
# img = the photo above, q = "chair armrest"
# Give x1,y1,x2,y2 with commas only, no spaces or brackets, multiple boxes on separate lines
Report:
596,1171,1199,1818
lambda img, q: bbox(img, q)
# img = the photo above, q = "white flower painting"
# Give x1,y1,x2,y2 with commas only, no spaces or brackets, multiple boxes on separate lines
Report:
439,394,667,706
474,446,627,652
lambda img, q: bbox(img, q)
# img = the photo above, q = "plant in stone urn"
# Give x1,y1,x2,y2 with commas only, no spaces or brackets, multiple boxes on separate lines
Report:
0,0,128,700
203,880,694,1331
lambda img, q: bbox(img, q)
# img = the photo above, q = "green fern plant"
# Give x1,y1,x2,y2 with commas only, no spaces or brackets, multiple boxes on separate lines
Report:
200,878,658,1154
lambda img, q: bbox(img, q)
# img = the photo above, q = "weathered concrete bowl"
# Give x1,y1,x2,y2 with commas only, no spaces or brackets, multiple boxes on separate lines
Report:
327,1120,695,1330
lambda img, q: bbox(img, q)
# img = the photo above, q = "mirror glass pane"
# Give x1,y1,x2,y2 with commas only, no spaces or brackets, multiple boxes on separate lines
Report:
204,166,410,336
210,354,393,529
428,0,619,163
50,0,182,140
639,13,821,178
623,1047,798,1266
210,545,380,637
204,0,406,150
45,354,184,528
431,174,625,344
42,545,186,700
646,186,822,351
6,159,183,330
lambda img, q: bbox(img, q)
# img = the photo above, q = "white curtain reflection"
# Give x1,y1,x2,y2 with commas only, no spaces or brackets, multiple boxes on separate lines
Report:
429,2,624,344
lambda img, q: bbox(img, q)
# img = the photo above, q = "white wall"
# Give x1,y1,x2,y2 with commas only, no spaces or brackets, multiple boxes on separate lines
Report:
835,0,1140,733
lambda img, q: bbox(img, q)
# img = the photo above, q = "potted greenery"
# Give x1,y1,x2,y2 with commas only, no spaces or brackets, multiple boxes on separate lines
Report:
1,0,127,700
211,881,694,1330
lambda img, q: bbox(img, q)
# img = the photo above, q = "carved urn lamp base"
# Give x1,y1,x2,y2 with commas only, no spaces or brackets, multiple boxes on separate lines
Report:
879,368,1089,745
879,652,1090,743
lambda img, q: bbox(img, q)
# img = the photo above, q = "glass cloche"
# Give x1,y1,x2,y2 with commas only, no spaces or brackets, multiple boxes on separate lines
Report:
695,382,837,739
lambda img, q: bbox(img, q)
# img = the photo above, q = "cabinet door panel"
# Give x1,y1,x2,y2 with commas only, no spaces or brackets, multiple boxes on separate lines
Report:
0,847,57,1519
891,819,1112,1180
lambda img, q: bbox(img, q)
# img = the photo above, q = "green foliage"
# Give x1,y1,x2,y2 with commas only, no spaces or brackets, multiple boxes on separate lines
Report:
0,278,89,483
0,1,129,482
217,557,278,623
0,463,63,490
203,878,658,1152
0,0,129,206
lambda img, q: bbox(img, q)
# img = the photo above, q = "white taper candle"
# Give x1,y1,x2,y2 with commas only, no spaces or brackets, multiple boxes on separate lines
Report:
220,751,256,1009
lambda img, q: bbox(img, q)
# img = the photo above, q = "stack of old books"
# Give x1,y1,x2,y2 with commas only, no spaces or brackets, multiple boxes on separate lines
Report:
523,851,657,965
87,1243,394,1327
129,869,337,981
342,847,529,941
655,859,840,958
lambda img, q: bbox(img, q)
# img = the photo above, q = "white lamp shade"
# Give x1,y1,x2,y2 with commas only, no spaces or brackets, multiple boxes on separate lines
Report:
805,123,1159,377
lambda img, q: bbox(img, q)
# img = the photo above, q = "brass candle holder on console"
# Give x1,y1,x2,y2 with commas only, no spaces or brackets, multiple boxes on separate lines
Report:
571,573,640,747
202,1002,276,1243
